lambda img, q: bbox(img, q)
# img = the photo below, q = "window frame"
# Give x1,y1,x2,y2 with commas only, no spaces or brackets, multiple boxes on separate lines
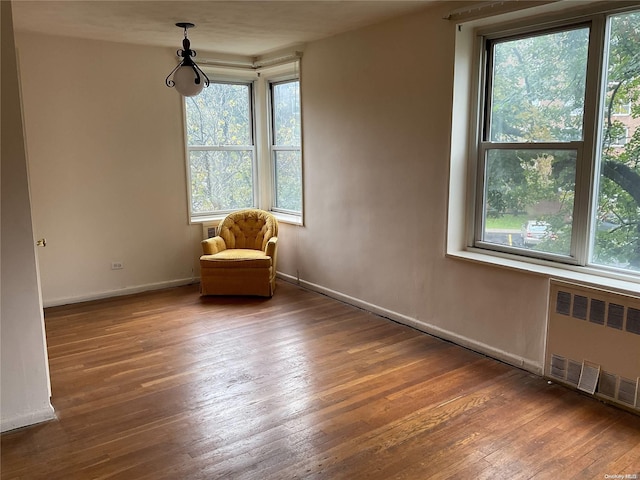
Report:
447,1,640,289
184,79,258,219
473,20,600,267
268,77,302,216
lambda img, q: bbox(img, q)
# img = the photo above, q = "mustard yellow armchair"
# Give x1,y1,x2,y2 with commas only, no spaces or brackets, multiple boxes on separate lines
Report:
200,209,278,297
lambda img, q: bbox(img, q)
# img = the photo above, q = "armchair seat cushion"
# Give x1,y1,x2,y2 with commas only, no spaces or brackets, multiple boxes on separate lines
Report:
200,249,272,269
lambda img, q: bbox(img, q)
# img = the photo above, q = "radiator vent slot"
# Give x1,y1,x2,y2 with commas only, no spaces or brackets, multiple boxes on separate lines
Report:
628,308,640,335
572,295,588,320
550,354,566,380
598,371,617,398
607,303,625,330
567,360,582,386
556,291,571,315
589,299,606,325
546,281,640,413
618,377,639,407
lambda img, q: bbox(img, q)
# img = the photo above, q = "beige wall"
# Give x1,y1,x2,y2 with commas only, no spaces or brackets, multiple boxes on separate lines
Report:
16,2,550,377
16,33,203,306
1,1,54,431
278,3,549,371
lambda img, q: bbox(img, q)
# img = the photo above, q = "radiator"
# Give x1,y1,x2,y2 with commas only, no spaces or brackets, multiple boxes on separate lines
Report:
202,222,219,240
545,280,640,412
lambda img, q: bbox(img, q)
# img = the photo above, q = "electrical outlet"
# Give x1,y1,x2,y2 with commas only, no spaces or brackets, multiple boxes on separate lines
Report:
111,261,124,270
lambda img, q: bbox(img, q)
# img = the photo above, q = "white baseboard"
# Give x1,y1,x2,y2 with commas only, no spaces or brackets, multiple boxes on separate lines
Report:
277,273,543,375
43,277,199,308
1,403,56,433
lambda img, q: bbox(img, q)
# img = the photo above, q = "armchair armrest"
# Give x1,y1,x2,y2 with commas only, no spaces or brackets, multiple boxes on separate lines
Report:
201,236,227,255
265,237,278,271
265,237,277,258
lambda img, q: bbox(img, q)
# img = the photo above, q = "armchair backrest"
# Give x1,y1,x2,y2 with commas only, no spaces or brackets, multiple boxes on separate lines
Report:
218,209,278,251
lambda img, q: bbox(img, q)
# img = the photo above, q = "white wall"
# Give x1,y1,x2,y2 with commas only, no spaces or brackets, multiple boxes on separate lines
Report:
277,3,549,371
1,1,55,432
16,33,203,307
15,3,550,375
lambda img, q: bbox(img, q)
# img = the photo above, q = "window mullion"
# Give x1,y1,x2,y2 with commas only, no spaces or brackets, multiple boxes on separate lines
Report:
253,77,270,210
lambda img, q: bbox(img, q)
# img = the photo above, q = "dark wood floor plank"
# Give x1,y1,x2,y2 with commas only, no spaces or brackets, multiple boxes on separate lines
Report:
2,281,639,480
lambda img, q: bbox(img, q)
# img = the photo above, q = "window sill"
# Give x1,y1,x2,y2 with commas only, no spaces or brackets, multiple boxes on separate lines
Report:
447,248,640,297
190,216,222,226
272,211,303,226
190,211,303,227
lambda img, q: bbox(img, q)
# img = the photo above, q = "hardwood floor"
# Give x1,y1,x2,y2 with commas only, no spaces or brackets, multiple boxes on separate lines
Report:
2,280,639,479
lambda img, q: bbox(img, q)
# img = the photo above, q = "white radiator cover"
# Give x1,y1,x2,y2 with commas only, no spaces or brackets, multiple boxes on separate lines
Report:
546,280,640,412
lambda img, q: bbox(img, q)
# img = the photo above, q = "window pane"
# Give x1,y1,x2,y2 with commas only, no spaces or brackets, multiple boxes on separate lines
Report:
271,79,302,214
483,149,576,256
189,150,254,214
185,82,252,146
272,81,301,146
591,11,640,273
489,28,589,142
274,150,302,211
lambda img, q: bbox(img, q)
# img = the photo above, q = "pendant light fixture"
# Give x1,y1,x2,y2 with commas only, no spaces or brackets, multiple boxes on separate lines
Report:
165,22,210,97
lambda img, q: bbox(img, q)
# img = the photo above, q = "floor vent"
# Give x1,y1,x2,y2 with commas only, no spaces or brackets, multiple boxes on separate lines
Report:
546,280,640,413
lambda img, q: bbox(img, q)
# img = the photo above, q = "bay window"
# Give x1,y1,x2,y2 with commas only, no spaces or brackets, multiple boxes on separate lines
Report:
184,62,302,223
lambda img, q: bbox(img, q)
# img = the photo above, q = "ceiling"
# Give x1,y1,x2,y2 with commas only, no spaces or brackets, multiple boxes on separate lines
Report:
11,0,442,58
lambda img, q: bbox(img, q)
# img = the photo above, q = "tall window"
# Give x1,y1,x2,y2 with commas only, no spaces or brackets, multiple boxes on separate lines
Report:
185,82,255,216
270,80,302,213
474,8,640,277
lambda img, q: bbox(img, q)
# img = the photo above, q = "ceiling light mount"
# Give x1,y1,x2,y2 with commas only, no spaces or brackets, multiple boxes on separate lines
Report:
165,22,210,97
176,22,195,31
